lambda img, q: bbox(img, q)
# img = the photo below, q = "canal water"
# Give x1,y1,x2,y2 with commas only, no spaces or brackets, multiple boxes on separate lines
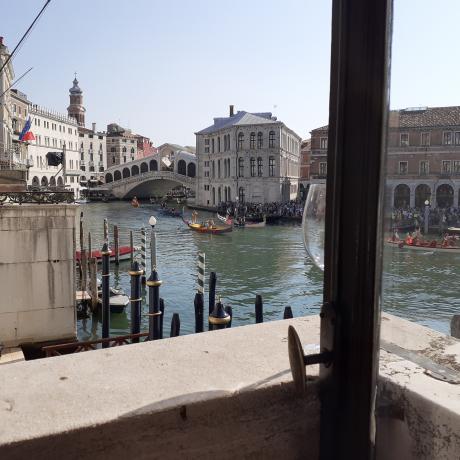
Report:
77,201,459,340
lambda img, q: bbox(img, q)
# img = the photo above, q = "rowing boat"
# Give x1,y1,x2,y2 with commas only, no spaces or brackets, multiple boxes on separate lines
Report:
386,239,460,254
182,217,232,234
76,246,139,264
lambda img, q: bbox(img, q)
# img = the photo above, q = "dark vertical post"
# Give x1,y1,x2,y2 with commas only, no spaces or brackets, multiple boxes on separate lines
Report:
129,261,143,343
146,269,162,340
283,306,293,319
88,231,92,258
209,298,230,330
114,225,120,265
159,298,165,339
208,271,216,315
170,313,180,337
224,305,232,328
103,218,108,242
320,1,392,458
101,243,112,347
255,294,263,323
194,292,204,333
130,230,134,265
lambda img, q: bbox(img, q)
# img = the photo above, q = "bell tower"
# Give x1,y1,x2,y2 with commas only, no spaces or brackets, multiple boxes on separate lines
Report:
67,73,86,126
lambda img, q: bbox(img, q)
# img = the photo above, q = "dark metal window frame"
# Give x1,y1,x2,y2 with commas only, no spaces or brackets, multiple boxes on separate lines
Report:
319,1,392,459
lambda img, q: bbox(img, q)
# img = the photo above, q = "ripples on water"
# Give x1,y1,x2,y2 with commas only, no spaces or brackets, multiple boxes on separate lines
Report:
77,202,458,340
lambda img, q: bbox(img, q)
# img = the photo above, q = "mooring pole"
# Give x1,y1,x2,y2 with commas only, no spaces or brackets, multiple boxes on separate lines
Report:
88,231,92,258
197,252,205,296
101,243,112,347
114,225,120,265
283,306,294,319
149,216,157,272
103,218,108,243
146,269,162,340
170,313,180,337
129,230,134,265
255,294,263,323
209,271,216,315
194,292,204,333
141,228,147,283
159,298,165,339
129,261,143,343
209,297,230,331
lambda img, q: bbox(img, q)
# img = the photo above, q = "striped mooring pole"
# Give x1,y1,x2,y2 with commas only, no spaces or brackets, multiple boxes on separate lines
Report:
197,252,205,295
140,228,147,283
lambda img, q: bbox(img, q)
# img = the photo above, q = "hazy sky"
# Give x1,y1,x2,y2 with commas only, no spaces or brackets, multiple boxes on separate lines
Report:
2,0,460,146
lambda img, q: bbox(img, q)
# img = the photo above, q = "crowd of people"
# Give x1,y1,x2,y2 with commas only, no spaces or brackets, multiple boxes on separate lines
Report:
218,199,304,219
392,206,460,231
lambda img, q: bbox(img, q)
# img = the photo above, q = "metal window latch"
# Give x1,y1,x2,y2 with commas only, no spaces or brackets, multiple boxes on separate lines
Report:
288,325,333,395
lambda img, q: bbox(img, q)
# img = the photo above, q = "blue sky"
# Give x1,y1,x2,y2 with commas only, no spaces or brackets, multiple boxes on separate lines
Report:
2,0,459,145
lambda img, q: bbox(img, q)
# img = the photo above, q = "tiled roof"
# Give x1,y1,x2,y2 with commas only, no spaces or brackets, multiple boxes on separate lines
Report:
196,111,280,135
310,125,328,133
396,106,460,128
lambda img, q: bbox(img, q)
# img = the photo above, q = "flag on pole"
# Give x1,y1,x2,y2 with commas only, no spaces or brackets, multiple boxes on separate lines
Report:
19,116,35,142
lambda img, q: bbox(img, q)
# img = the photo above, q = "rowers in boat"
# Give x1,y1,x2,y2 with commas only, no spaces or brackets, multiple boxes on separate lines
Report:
183,212,232,234
386,229,460,254
131,196,140,208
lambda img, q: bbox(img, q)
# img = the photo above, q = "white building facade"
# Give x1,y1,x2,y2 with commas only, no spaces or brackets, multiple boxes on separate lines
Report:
27,105,81,197
0,37,14,157
195,107,301,207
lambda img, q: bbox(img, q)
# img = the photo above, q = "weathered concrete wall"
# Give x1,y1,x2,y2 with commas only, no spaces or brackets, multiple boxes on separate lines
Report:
0,314,458,459
0,204,77,346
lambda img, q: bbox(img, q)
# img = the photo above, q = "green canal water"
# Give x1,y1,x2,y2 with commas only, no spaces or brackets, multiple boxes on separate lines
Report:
77,202,459,340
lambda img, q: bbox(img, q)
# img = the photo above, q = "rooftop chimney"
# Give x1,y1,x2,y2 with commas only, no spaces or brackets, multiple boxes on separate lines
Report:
229,105,234,117
92,122,96,132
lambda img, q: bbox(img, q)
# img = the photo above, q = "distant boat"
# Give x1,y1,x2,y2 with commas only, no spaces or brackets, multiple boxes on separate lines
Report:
131,197,140,208
386,238,460,254
75,198,90,204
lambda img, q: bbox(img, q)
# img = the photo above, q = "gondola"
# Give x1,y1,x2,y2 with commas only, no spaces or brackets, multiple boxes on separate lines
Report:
76,246,139,264
182,217,232,234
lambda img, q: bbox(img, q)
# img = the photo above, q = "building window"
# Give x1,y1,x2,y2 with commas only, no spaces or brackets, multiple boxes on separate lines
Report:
218,160,221,178
112,156,115,164
122,147,127,153
204,185,209,191
419,160,429,175
212,161,215,178
421,132,430,146
443,131,453,145
238,157,244,177
250,157,255,177
250,132,256,149
131,147,135,154
238,187,245,203
455,132,460,145
110,147,115,153
238,132,244,150
205,171,209,177
212,138,215,154
269,157,275,176
257,132,263,148
320,137,328,149
400,133,409,147
442,160,452,174
453,160,460,174
269,131,275,148
398,161,408,174
319,162,327,176
205,139,209,145
218,137,221,152
257,157,263,176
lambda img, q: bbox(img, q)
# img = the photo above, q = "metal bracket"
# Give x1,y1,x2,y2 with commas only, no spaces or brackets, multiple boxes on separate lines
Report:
288,325,333,395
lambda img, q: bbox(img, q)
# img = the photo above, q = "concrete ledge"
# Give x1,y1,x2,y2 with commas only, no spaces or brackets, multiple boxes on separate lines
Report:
0,314,459,459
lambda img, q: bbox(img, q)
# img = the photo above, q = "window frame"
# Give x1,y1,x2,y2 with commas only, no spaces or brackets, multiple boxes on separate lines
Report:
400,132,409,146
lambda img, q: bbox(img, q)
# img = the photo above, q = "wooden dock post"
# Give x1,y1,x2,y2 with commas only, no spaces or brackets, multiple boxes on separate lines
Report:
103,218,108,243
159,298,165,339
101,243,112,347
283,306,294,319
88,231,92,258
114,225,120,265
141,228,147,283
88,257,98,312
129,230,134,265
170,313,180,337
194,292,204,333
197,252,205,296
451,314,460,339
255,294,263,323
208,271,216,315
129,261,143,343
146,269,162,340
224,305,233,328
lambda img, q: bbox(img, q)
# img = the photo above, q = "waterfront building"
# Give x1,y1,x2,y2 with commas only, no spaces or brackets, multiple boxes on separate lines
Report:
195,106,301,207
0,37,15,158
106,123,140,167
135,134,156,159
299,138,311,200
10,89,30,165
78,123,106,188
27,104,80,197
309,106,460,209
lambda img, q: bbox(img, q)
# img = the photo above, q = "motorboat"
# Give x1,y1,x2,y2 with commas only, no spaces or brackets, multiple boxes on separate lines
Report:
98,287,130,314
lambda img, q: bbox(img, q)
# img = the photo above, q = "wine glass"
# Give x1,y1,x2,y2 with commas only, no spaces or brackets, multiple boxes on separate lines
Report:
302,184,326,271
